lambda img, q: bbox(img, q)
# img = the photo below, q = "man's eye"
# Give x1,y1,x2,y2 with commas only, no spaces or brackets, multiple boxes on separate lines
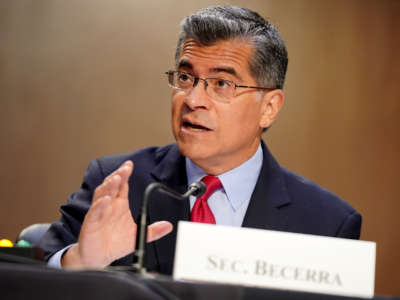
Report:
216,79,230,88
178,73,190,82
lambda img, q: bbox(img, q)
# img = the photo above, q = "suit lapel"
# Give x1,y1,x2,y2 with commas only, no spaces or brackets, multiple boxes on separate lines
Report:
242,141,291,231
148,144,189,274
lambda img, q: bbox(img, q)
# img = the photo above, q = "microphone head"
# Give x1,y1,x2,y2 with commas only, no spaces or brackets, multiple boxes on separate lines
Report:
189,181,207,197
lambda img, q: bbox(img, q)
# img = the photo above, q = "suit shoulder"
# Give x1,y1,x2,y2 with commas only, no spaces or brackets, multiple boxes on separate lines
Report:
94,144,176,176
281,167,357,215
280,167,361,238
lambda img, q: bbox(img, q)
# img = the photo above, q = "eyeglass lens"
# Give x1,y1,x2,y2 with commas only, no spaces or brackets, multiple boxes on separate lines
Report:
168,71,234,102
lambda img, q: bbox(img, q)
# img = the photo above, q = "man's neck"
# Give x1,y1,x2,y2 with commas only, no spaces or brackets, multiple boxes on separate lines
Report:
186,143,263,179
189,140,262,176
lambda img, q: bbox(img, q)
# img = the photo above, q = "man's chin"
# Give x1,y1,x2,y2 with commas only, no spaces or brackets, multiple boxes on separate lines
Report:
176,140,211,162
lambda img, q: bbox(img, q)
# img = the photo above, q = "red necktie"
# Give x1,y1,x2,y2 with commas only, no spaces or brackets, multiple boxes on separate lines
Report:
190,176,222,224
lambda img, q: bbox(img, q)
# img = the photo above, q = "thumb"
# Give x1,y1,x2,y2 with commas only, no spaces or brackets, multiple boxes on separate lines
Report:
146,221,173,242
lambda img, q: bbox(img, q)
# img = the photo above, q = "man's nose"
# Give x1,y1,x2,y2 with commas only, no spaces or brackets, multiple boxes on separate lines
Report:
184,79,211,110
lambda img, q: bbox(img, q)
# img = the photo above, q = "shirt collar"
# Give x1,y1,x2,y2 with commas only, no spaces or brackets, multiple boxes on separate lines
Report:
185,144,263,211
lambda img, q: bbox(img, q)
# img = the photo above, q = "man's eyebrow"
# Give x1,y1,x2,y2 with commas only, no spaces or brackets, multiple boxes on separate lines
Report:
210,67,243,81
177,61,243,81
178,60,193,70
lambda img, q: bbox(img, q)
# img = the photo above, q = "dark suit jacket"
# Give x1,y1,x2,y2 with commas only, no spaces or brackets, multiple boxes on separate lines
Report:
40,141,361,275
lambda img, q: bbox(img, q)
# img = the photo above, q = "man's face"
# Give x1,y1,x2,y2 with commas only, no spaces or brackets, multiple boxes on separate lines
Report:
171,39,271,174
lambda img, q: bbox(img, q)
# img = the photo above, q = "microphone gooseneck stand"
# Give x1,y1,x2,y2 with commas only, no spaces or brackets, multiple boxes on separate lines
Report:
134,181,206,275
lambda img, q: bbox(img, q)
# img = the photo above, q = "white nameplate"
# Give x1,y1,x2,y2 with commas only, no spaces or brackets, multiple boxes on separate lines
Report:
173,221,376,298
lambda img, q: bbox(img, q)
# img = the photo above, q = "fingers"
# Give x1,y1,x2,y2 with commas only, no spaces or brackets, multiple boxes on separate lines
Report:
93,174,120,202
116,161,133,199
118,160,133,184
93,161,134,202
119,182,129,200
146,221,173,243
85,195,112,222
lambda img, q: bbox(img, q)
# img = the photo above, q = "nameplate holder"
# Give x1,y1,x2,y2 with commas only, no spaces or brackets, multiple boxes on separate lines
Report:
173,221,375,298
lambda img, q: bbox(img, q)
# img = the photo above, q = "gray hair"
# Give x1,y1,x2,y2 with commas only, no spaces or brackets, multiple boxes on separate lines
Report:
175,5,288,89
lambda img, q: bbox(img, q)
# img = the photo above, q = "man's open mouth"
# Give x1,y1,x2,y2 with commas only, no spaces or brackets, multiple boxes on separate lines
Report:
183,121,211,131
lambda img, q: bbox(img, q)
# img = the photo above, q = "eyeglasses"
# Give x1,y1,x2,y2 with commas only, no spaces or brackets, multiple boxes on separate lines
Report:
165,70,275,103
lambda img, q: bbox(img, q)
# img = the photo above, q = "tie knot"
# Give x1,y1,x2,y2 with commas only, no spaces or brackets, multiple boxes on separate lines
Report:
190,176,221,224
201,176,222,200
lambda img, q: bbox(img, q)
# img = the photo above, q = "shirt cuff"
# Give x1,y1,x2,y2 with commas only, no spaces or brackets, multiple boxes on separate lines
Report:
47,244,75,268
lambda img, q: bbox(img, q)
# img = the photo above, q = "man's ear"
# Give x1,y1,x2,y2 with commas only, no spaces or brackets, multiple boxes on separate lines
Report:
259,89,284,129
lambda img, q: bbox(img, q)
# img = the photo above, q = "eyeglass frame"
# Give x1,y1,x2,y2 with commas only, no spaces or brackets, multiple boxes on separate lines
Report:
164,70,276,99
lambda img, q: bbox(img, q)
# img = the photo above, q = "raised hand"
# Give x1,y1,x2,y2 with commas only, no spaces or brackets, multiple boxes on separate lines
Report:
62,160,173,268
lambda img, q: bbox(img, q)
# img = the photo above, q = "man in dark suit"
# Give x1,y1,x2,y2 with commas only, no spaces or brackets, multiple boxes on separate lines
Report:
40,6,361,273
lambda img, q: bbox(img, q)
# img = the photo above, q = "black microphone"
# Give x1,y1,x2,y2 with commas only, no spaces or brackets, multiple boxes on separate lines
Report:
182,181,207,198
134,181,206,274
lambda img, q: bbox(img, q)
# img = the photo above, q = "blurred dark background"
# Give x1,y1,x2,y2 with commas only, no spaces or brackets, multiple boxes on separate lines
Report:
1,0,399,296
